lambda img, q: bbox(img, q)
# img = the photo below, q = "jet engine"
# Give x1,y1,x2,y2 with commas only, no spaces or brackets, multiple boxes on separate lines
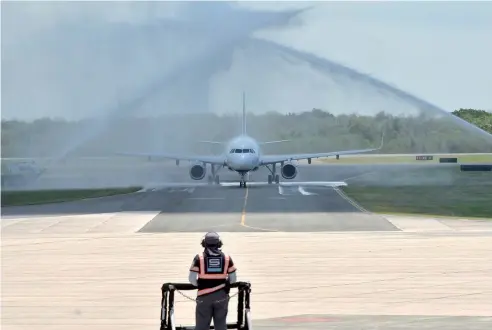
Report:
189,163,206,180
281,162,297,179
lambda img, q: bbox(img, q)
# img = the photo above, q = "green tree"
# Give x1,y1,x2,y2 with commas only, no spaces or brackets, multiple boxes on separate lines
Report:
2,108,492,158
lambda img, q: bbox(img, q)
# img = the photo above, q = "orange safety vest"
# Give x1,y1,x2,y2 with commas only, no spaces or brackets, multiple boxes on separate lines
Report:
196,253,230,296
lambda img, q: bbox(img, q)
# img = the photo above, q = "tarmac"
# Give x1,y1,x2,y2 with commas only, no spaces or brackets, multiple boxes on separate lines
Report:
2,161,492,330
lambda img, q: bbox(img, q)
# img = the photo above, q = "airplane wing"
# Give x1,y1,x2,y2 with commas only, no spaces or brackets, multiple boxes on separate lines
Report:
116,152,226,165
260,147,381,165
260,132,385,165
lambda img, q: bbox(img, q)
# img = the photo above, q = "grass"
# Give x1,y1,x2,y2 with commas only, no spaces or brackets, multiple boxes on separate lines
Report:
341,184,492,219
319,153,492,164
1,187,142,207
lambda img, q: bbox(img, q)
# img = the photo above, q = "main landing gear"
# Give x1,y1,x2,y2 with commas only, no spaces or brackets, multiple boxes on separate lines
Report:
267,174,280,185
266,163,280,185
207,164,222,185
208,175,220,185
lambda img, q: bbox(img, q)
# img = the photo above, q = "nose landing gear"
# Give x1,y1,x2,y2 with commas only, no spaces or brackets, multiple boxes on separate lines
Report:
239,173,247,188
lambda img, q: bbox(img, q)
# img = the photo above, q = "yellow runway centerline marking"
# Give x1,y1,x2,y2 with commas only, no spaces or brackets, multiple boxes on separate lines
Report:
240,187,249,225
239,187,279,232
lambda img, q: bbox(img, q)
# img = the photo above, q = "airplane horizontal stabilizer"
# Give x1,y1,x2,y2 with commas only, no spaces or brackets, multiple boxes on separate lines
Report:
259,140,291,145
197,141,225,145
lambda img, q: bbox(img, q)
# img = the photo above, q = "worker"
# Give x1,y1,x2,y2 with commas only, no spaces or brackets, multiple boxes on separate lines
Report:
189,231,237,330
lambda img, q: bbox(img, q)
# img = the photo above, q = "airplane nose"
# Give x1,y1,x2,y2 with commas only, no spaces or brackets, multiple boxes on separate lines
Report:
228,154,256,170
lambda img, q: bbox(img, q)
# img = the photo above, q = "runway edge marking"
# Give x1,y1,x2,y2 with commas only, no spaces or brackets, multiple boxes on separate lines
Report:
333,187,370,213
334,188,457,232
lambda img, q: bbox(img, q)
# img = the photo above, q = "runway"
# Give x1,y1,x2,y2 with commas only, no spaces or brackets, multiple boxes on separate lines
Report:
2,156,474,191
137,184,398,232
2,163,492,330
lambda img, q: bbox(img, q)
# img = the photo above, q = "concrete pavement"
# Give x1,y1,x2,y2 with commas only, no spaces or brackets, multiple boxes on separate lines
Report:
2,164,492,330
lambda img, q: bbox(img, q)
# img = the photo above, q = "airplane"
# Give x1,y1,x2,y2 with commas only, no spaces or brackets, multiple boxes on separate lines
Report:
118,93,384,188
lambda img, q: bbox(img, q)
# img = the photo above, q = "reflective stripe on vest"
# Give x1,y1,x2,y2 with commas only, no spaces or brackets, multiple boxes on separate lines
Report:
198,254,230,279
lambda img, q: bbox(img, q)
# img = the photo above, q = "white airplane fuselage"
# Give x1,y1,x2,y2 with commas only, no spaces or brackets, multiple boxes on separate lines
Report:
224,135,261,172
118,92,384,188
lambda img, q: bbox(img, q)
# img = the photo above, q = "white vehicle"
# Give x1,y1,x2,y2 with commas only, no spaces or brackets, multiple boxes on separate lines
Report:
120,93,384,188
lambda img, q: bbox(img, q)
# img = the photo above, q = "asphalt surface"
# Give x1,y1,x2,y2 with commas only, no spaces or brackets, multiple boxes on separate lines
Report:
2,163,399,232
138,184,397,232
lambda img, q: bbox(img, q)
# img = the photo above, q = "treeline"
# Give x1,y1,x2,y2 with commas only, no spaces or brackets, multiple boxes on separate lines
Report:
452,108,492,134
2,108,492,158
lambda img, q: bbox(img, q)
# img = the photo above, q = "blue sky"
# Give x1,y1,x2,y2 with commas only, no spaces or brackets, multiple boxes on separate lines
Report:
246,1,492,111
2,1,491,120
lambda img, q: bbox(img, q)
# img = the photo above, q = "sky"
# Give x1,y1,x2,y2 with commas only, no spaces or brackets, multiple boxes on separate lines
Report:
1,0,491,120
249,1,492,112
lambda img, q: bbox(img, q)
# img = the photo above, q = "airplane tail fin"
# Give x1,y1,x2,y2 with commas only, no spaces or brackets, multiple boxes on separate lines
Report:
242,91,247,135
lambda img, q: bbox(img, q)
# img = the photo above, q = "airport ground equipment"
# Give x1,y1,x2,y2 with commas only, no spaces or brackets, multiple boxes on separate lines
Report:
160,282,252,330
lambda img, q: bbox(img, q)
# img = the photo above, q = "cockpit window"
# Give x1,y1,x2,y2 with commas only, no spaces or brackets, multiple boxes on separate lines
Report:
230,148,255,153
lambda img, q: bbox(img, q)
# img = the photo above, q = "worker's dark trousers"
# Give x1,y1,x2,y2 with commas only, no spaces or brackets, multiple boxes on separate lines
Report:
195,289,228,330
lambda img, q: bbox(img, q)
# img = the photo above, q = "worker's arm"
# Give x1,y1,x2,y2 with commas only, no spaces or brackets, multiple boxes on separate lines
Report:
189,271,198,286
228,271,237,283
227,256,237,284
189,255,200,286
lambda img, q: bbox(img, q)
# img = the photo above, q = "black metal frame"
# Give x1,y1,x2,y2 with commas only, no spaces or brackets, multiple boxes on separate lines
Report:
160,282,252,330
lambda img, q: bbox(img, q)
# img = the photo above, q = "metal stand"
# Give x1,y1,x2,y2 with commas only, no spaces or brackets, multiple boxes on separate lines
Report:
160,282,252,330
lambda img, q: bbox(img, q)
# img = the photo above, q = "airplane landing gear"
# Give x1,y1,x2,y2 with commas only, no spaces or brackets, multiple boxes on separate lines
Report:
208,165,222,185
267,164,280,184
208,174,220,185
239,173,247,188
267,175,279,184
